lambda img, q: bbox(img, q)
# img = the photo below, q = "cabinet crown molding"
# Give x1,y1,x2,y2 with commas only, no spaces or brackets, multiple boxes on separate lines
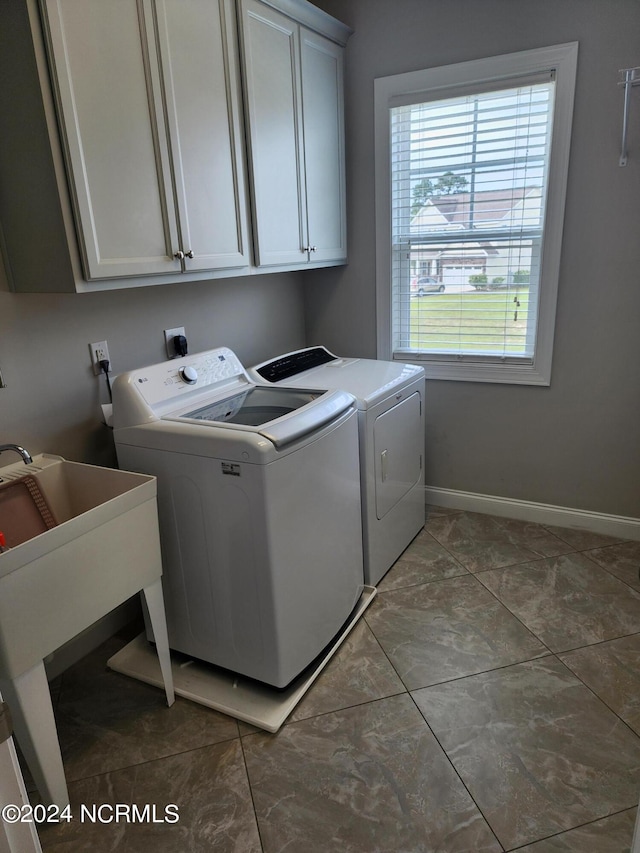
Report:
256,0,352,45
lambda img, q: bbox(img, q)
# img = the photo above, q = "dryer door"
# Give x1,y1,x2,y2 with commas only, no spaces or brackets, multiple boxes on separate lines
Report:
374,391,423,520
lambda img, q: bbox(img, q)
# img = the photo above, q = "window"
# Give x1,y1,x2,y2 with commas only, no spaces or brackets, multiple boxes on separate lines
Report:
375,44,578,384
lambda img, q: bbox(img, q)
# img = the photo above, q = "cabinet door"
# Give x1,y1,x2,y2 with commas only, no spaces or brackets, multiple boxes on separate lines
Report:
239,0,306,267
151,0,251,272
300,29,347,264
42,0,181,279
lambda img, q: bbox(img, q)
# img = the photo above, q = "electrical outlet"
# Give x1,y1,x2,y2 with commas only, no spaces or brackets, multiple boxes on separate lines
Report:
164,326,186,359
89,340,110,375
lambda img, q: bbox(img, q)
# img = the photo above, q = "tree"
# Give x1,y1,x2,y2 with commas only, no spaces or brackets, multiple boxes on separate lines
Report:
411,179,434,217
411,172,469,217
434,171,468,195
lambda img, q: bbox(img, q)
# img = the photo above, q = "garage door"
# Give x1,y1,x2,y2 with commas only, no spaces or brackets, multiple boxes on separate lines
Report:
442,266,484,286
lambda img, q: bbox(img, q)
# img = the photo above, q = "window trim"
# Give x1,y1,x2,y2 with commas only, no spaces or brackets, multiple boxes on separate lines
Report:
374,43,578,385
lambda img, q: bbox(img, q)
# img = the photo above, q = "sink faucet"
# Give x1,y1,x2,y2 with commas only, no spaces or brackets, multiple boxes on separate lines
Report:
0,444,33,465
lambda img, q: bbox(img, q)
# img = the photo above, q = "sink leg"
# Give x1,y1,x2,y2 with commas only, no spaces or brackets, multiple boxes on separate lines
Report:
0,731,43,852
0,662,69,809
142,580,175,707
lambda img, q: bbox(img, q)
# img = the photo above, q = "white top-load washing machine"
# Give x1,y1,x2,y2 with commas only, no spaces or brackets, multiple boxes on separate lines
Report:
112,347,364,689
249,348,425,586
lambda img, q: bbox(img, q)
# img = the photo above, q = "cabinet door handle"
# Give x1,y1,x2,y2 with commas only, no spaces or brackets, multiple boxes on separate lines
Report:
302,246,317,253
185,250,194,259
174,250,185,260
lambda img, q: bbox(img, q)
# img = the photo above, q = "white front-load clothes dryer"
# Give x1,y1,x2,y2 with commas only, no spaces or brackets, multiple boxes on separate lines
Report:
249,347,425,586
112,347,364,688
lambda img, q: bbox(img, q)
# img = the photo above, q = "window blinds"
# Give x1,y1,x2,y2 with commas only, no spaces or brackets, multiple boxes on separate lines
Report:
390,77,555,363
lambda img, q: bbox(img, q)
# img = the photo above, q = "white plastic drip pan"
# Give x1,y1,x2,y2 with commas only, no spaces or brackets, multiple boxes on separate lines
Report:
108,586,376,733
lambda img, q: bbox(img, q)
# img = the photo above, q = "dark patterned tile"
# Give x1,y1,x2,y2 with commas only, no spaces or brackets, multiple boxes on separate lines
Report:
38,764,136,851
560,634,640,735
516,808,637,851
124,740,260,853
586,540,640,592
243,694,501,853
478,552,640,652
413,658,640,850
287,620,405,723
365,575,547,690
377,529,468,591
425,504,464,520
32,513,640,852
544,525,626,551
55,638,238,781
426,511,572,572
39,740,260,853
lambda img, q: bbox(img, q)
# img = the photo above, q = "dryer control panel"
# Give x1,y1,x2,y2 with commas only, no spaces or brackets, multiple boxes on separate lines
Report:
254,347,338,383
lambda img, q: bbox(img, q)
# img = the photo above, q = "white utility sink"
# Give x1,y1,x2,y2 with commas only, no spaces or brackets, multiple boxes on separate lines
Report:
0,454,174,809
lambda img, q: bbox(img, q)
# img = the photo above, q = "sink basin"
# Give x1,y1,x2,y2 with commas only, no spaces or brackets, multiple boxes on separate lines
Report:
0,454,162,680
0,454,174,808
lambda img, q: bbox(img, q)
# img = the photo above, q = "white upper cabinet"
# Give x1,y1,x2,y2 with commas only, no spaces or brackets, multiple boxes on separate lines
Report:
300,29,347,265
239,0,349,267
41,0,250,280
150,0,251,274
0,0,350,291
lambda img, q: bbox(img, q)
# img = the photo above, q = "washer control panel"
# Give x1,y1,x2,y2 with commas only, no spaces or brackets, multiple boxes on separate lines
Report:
179,365,198,385
122,347,246,409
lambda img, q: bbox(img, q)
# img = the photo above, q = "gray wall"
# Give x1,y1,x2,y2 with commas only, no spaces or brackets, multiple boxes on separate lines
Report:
306,0,640,518
0,266,307,467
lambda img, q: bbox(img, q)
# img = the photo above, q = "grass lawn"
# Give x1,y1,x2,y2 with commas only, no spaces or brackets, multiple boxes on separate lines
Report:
409,287,531,354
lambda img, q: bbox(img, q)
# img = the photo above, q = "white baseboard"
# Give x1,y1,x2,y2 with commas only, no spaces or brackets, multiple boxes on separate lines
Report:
425,486,640,541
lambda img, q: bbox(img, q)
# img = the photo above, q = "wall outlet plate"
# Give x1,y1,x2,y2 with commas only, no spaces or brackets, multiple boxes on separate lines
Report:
89,340,110,375
164,327,186,359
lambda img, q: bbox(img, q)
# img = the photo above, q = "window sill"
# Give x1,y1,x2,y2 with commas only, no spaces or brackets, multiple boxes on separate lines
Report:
391,354,551,385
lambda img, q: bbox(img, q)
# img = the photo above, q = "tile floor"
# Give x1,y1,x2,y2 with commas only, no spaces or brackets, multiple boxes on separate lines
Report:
30,506,640,852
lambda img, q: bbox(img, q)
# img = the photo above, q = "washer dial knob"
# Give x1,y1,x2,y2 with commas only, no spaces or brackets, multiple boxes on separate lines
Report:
179,365,198,385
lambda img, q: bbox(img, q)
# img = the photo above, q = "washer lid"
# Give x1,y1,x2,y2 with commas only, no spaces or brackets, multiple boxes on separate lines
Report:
166,386,355,448
180,386,323,425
